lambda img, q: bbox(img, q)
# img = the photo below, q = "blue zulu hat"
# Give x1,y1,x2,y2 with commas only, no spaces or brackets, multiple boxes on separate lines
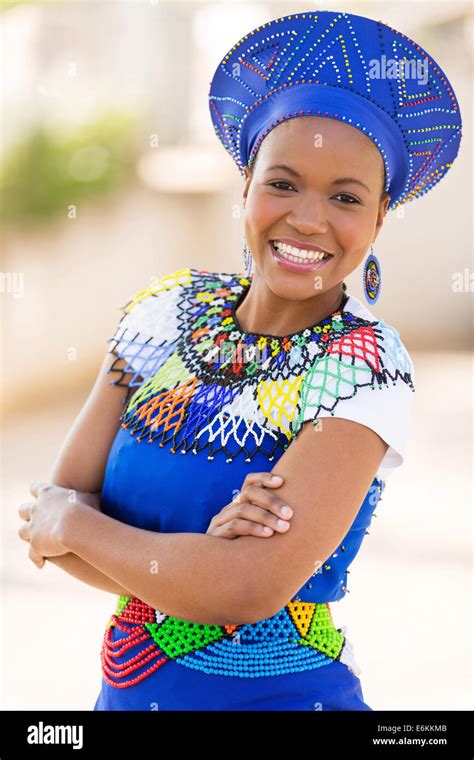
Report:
209,10,462,210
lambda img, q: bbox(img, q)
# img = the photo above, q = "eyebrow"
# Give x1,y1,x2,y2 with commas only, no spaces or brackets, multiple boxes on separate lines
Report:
332,177,371,194
264,164,371,193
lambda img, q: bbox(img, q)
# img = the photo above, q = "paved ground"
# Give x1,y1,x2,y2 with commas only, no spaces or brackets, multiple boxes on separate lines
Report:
1,350,472,710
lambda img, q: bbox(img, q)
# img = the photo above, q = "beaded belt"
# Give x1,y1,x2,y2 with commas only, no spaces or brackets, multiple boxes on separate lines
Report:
100,595,360,688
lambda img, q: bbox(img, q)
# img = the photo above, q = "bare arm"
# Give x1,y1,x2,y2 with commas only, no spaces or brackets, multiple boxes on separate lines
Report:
56,415,388,626
46,554,130,595
44,350,138,595
59,504,256,625
39,334,388,623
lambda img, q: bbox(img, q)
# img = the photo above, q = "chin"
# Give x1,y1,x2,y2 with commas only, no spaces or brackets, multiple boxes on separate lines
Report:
259,266,318,301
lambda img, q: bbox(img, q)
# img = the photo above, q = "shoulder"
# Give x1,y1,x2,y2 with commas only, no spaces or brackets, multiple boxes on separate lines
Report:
293,294,416,473
105,268,195,392
110,267,214,340
106,267,243,381
342,294,415,389
117,267,194,335
115,267,242,335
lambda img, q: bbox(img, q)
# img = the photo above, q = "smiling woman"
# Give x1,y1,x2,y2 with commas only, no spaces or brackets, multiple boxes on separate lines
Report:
237,114,392,335
22,9,462,713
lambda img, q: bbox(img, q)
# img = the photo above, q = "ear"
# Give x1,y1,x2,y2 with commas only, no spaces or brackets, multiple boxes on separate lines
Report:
242,167,251,206
374,195,391,240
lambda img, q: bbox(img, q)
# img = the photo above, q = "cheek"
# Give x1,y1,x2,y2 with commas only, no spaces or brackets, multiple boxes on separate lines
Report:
245,190,287,232
329,208,374,249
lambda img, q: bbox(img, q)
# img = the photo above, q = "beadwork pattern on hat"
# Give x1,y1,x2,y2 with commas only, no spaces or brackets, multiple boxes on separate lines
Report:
208,10,462,210
106,267,415,464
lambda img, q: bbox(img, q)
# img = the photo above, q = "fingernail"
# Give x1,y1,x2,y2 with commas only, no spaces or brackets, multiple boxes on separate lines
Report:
271,475,283,482
277,519,289,529
280,505,292,517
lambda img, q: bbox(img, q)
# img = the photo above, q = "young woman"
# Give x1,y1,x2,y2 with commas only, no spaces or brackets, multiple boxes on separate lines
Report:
18,10,462,710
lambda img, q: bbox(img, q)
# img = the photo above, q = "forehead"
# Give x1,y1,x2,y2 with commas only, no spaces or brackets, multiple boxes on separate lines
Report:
256,116,383,176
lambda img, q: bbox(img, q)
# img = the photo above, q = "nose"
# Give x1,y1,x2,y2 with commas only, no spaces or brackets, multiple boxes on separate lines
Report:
286,196,328,235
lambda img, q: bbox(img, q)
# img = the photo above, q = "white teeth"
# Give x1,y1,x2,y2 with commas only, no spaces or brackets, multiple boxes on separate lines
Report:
272,241,330,262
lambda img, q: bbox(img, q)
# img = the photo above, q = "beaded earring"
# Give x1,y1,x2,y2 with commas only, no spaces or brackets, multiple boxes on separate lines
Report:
363,245,382,305
243,234,253,277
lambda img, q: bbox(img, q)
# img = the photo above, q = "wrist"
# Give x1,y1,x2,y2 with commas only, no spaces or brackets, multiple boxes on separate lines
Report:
58,501,92,553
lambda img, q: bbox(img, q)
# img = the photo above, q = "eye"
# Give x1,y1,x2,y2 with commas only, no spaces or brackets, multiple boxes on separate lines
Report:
334,193,361,204
268,181,295,191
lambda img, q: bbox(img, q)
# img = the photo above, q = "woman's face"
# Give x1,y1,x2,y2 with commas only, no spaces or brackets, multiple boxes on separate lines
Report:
242,116,390,299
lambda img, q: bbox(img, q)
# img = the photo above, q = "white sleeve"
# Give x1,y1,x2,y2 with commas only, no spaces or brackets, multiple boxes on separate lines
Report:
291,320,416,477
106,268,190,388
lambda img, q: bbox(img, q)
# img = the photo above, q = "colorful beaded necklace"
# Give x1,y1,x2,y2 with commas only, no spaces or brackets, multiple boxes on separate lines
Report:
190,272,350,386
230,276,349,340
108,268,414,465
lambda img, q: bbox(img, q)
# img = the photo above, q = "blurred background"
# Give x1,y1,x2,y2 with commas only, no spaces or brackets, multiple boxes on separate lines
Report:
1,0,472,710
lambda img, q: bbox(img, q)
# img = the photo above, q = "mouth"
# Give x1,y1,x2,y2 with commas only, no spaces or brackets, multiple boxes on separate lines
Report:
269,240,334,272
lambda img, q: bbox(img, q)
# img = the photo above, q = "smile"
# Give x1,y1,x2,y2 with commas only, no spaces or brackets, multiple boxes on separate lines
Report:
269,240,334,272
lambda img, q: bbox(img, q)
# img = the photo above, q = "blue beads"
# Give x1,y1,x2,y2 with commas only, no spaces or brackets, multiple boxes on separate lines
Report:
176,638,333,678
209,10,462,211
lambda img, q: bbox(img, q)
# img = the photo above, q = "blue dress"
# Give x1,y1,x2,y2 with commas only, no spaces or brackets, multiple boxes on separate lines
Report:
93,267,415,711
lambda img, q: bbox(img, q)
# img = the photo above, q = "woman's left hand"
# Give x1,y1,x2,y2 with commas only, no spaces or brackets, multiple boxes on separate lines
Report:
18,482,78,568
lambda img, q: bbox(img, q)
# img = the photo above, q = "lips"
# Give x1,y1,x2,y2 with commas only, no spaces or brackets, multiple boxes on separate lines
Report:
269,240,334,273
272,238,334,256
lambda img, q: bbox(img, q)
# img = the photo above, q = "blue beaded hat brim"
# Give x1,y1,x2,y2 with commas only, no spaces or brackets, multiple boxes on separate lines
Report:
241,82,409,205
209,11,463,211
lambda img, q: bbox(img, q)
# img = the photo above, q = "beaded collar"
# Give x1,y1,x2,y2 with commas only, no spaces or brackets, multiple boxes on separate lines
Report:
228,275,349,341
108,268,415,463
184,272,359,386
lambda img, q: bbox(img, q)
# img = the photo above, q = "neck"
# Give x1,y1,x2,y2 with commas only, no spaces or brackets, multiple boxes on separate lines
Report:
235,273,346,336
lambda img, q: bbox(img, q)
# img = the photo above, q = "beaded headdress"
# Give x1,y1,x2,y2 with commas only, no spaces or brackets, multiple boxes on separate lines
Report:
208,10,462,210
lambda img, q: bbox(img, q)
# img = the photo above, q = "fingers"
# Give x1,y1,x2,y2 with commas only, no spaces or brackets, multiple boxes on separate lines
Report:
28,544,45,569
241,472,284,490
225,502,292,535
18,501,34,521
18,520,31,542
18,511,45,567
228,470,284,506
210,517,276,539
210,494,293,538
207,472,289,539
227,472,283,508
240,484,293,521
30,481,49,499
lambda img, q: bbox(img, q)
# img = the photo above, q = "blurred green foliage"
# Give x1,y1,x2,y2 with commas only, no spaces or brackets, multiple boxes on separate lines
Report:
0,109,140,224
1,0,63,11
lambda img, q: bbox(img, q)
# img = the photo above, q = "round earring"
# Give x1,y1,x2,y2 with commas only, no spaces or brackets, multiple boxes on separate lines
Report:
243,234,253,277
363,245,382,304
